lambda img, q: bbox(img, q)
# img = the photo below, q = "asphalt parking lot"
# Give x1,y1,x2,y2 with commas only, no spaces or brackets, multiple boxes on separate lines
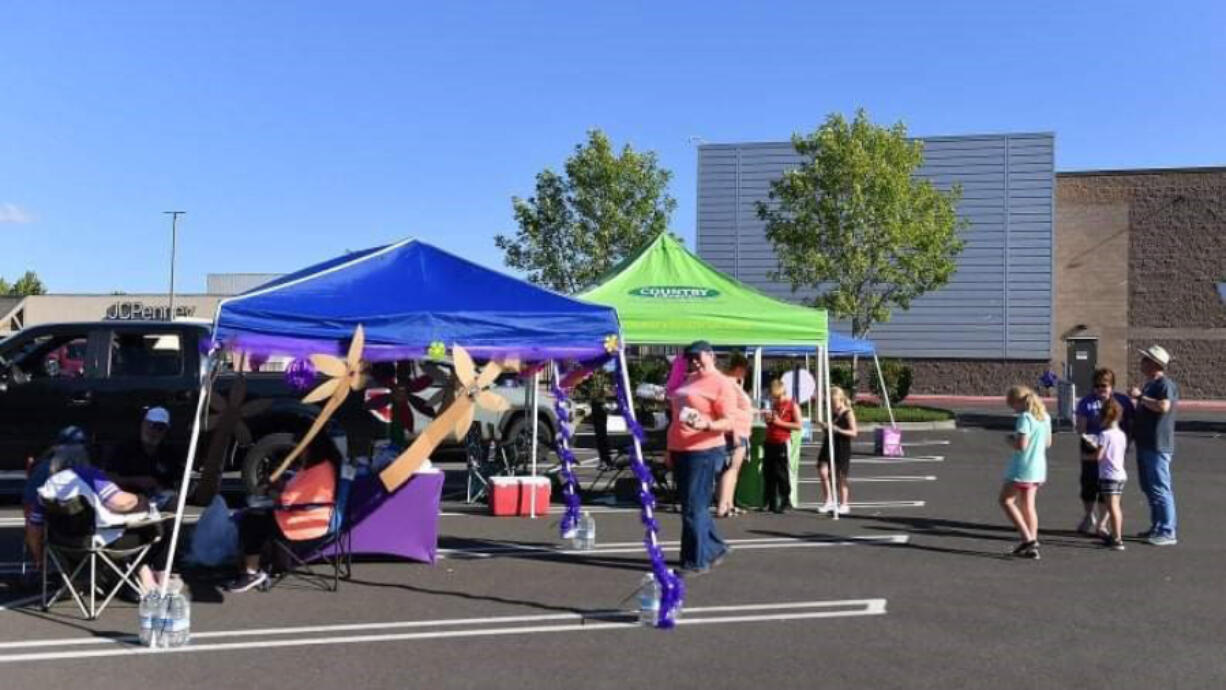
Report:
0,423,1222,689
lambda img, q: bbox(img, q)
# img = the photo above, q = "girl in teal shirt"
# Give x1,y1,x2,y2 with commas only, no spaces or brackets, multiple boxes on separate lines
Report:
999,385,1052,560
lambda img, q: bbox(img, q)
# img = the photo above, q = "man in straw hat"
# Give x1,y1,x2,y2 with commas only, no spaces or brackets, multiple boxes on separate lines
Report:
1130,345,1179,546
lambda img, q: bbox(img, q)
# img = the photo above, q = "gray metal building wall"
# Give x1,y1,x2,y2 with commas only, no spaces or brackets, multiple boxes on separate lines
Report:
696,133,1054,359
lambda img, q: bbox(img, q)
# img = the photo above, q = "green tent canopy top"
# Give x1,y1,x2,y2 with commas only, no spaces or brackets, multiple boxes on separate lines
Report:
578,233,828,347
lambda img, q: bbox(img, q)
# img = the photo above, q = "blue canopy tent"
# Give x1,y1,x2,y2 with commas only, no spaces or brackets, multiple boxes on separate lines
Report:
161,239,651,602
760,331,894,427
213,238,620,362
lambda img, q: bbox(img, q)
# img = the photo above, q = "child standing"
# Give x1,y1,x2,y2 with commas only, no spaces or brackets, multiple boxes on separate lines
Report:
1092,398,1128,550
816,386,858,515
762,379,802,514
999,385,1052,559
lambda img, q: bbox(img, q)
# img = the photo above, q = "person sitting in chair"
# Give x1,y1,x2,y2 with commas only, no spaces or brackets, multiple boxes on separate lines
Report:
27,444,170,594
103,407,182,505
228,435,340,593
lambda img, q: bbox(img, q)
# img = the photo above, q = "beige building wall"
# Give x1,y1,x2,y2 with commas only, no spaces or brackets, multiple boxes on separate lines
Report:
1052,198,1131,379
1,294,223,335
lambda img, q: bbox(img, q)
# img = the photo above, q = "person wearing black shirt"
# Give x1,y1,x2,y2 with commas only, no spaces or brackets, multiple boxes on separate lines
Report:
104,407,181,500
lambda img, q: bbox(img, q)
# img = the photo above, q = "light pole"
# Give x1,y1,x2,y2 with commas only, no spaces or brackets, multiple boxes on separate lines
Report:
164,211,185,319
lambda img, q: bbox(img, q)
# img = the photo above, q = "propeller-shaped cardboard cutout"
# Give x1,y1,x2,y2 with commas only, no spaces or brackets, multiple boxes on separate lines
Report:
198,371,273,503
379,345,511,491
269,325,366,483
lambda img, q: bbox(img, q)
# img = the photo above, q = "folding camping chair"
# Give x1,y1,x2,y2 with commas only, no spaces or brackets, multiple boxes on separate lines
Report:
40,497,158,620
262,461,352,593
460,423,519,504
589,422,675,507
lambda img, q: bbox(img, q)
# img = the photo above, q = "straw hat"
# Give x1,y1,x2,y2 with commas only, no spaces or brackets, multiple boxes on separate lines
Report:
1137,344,1171,368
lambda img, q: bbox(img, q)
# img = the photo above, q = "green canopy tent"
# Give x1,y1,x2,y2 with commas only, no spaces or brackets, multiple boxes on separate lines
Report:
579,233,842,517
578,233,828,347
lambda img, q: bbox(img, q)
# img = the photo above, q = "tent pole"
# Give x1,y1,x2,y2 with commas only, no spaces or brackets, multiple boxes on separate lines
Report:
159,301,227,597
804,354,813,421
874,353,895,427
529,369,540,519
753,347,763,406
824,345,838,520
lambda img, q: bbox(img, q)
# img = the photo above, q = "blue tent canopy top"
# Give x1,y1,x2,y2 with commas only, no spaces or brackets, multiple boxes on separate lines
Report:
761,331,876,357
215,238,621,361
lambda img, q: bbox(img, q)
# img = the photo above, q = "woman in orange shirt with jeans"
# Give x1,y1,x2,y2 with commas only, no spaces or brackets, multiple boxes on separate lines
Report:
668,341,737,574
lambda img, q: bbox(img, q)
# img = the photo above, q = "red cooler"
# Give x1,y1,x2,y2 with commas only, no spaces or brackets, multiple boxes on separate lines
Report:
517,477,551,516
489,477,520,516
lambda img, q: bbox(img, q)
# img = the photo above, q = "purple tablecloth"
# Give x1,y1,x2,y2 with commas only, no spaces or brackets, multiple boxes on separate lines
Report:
317,469,444,564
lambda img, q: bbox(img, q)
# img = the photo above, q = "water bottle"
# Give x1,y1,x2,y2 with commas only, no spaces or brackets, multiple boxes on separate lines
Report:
637,573,659,626
138,592,161,647
579,511,596,551
154,591,172,648
165,577,191,648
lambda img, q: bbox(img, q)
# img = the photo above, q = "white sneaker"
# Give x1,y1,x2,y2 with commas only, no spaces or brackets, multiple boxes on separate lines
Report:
818,502,835,514
837,504,851,515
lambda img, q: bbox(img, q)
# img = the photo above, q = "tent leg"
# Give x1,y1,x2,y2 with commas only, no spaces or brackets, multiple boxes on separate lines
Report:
804,354,813,421
824,346,838,521
753,347,763,407
874,353,895,427
529,369,540,519
159,353,213,595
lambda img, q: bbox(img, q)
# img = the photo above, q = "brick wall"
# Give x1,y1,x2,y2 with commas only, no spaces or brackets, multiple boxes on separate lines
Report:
1057,168,1226,399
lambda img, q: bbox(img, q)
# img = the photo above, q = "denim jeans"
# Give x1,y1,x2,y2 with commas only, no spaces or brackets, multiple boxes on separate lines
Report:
1136,448,1177,537
673,447,728,569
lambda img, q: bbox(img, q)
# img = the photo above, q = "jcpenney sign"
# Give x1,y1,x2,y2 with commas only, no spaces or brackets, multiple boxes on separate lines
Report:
105,302,197,321
629,286,721,299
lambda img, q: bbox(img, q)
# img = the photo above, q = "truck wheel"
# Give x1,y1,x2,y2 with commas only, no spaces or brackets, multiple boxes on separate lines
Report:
241,432,301,494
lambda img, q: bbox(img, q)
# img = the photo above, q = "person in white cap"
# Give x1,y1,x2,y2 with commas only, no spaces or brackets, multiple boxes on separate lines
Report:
103,406,182,501
1129,345,1179,546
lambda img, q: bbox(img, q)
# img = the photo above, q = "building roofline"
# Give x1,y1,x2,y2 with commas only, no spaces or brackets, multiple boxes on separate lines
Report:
18,293,222,298
698,131,1056,150
1057,165,1226,177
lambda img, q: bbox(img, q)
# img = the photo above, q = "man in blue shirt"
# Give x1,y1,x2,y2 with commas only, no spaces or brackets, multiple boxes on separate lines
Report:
1130,345,1179,546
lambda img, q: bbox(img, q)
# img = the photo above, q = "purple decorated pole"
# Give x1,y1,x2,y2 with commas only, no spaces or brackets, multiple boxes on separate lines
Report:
550,374,584,538
613,350,684,628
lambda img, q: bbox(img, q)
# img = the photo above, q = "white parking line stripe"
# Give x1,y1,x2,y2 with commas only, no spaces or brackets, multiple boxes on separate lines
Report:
0,599,887,662
437,534,908,559
797,476,936,484
852,455,944,463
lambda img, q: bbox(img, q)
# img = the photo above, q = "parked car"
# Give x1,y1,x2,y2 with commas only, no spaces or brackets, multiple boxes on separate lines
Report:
0,321,557,492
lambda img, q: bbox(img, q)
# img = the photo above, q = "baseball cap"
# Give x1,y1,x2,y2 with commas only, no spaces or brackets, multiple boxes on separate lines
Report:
144,406,171,426
683,340,714,358
55,425,87,445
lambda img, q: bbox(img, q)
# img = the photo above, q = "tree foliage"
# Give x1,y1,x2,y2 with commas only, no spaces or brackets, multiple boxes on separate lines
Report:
496,129,677,293
757,109,966,338
1,271,46,296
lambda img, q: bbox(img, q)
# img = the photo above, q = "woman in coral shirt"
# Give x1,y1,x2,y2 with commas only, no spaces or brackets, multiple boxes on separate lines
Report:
668,340,737,574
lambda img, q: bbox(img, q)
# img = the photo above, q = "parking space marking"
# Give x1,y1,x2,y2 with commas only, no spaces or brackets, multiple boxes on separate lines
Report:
852,455,944,463
437,534,908,559
798,475,936,484
0,598,888,663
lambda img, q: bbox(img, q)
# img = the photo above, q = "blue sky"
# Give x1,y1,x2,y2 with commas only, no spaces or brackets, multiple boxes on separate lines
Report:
2,1,1223,293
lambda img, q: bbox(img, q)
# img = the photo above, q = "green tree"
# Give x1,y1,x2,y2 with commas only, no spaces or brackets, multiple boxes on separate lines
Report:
0,278,8,295
496,129,677,293
8,271,46,296
757,109,966,339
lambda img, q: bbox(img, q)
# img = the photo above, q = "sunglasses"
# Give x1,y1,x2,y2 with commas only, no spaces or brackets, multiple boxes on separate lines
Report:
148,423,169,432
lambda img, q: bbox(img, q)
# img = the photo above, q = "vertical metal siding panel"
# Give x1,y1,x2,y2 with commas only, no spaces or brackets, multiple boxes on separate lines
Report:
696,135,1052,359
